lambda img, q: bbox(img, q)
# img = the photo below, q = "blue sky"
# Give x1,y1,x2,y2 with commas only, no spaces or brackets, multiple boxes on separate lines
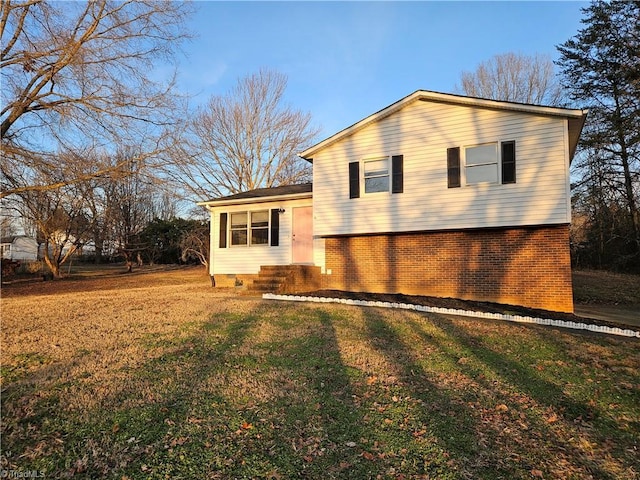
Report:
175,1,588,139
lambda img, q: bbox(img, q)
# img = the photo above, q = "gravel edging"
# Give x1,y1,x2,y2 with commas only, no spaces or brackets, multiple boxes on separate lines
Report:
262,293,640,338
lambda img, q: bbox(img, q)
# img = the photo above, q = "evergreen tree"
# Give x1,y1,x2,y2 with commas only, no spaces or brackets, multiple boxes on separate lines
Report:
557,0,640,270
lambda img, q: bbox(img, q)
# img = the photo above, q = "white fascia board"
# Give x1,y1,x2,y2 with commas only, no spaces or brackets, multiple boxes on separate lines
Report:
197,192,312,209
299,90,588,159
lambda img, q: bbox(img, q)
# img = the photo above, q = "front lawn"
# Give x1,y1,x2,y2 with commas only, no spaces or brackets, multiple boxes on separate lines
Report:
1,268,638,479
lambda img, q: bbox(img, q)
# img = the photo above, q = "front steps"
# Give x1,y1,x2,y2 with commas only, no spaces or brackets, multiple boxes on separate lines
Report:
246,265,321,295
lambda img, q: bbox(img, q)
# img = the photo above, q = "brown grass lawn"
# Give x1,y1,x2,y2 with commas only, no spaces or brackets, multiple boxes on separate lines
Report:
1,267,639,479
572,269,640,306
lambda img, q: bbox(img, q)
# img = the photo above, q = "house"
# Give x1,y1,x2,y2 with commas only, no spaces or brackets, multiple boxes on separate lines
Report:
199,183,316,287
1,235,39,261
200,90,587,313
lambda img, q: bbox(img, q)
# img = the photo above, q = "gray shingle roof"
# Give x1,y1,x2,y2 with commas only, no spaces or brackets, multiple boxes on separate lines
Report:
202,183,312,204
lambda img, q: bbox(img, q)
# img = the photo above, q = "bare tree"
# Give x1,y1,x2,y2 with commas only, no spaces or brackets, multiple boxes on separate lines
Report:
0,207,16,237
169,69,318,199
17,168,93,278
99,150,160,271
179,221,210,270
0,0,191,198
456,52,565,106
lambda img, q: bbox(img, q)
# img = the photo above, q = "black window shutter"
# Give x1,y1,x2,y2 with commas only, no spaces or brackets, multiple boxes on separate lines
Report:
219,213,227,248
447,147,461,188
391,155,404,193
349,161,360,198
501,141,516,184
270,209,279,246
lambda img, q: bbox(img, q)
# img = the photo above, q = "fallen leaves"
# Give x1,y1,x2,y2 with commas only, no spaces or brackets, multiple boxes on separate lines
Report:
361,451,376,461
3,267,639,480
546,413,559,424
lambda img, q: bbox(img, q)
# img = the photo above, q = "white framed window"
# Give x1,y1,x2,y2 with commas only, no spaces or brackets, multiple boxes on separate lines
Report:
230,212,248,246
464,143,498,185
229,210,269,246
250,210,269,245
363,157,390,194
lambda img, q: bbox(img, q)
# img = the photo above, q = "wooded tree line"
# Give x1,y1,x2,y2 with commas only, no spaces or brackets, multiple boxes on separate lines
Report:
460,1,639,273
1,0,637,275
558,1,639,272
1,1,314,277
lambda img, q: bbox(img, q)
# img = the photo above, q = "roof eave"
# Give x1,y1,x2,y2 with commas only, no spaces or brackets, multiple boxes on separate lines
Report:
299,90,420,159
197,191,312,209
568,110,589,164
299,90,589,159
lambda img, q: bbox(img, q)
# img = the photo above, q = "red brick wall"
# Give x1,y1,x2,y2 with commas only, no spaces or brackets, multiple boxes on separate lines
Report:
323,225,573,313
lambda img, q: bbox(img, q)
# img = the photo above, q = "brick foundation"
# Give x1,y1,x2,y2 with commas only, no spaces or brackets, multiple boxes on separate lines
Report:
323,225,573,313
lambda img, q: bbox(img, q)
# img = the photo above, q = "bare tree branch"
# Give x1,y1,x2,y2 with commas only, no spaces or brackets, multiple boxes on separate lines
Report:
167,69,318,200
1,0,192,196
456,52,565,106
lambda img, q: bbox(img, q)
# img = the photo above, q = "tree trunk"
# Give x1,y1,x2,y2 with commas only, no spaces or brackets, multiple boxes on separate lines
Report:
42,244,61,279
613,86,640,254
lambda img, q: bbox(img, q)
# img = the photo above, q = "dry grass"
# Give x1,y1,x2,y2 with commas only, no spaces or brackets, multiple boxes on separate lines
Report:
1,267,639,479
573,269,640,306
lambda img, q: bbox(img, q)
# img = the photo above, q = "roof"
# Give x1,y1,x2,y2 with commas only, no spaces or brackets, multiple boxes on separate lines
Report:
1,235,36,244
198,183,312,207
299,90,588,161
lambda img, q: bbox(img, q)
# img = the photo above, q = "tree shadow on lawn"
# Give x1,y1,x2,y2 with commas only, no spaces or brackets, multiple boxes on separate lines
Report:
362,310,503,479
2,303,374,479
4,300,636,479
1,307,263,477
401,313,636,479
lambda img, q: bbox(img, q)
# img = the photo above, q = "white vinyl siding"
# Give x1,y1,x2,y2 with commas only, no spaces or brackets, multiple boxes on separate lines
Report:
312,100,571,237
1,237,38,261
209,198,312,275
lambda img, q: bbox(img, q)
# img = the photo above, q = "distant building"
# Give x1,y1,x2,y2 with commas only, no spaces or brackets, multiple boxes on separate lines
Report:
1,236,39,261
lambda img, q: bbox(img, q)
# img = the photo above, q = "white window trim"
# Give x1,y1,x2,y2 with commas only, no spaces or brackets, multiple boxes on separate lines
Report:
229,210,270,247
249,210,269,246
229,211,249,248
463,142,500,186
362,155,391,195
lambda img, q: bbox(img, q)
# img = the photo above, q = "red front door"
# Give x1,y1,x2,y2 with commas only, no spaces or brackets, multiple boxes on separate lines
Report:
292,206,313,264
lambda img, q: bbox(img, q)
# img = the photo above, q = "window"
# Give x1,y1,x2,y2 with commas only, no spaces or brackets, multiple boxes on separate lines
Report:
230,212,248,246
448,141,516,187
465,143,498,185
250,211,269,245
364,158,389,194
349,156,403,198
228,210,270,246
1,244,10,258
